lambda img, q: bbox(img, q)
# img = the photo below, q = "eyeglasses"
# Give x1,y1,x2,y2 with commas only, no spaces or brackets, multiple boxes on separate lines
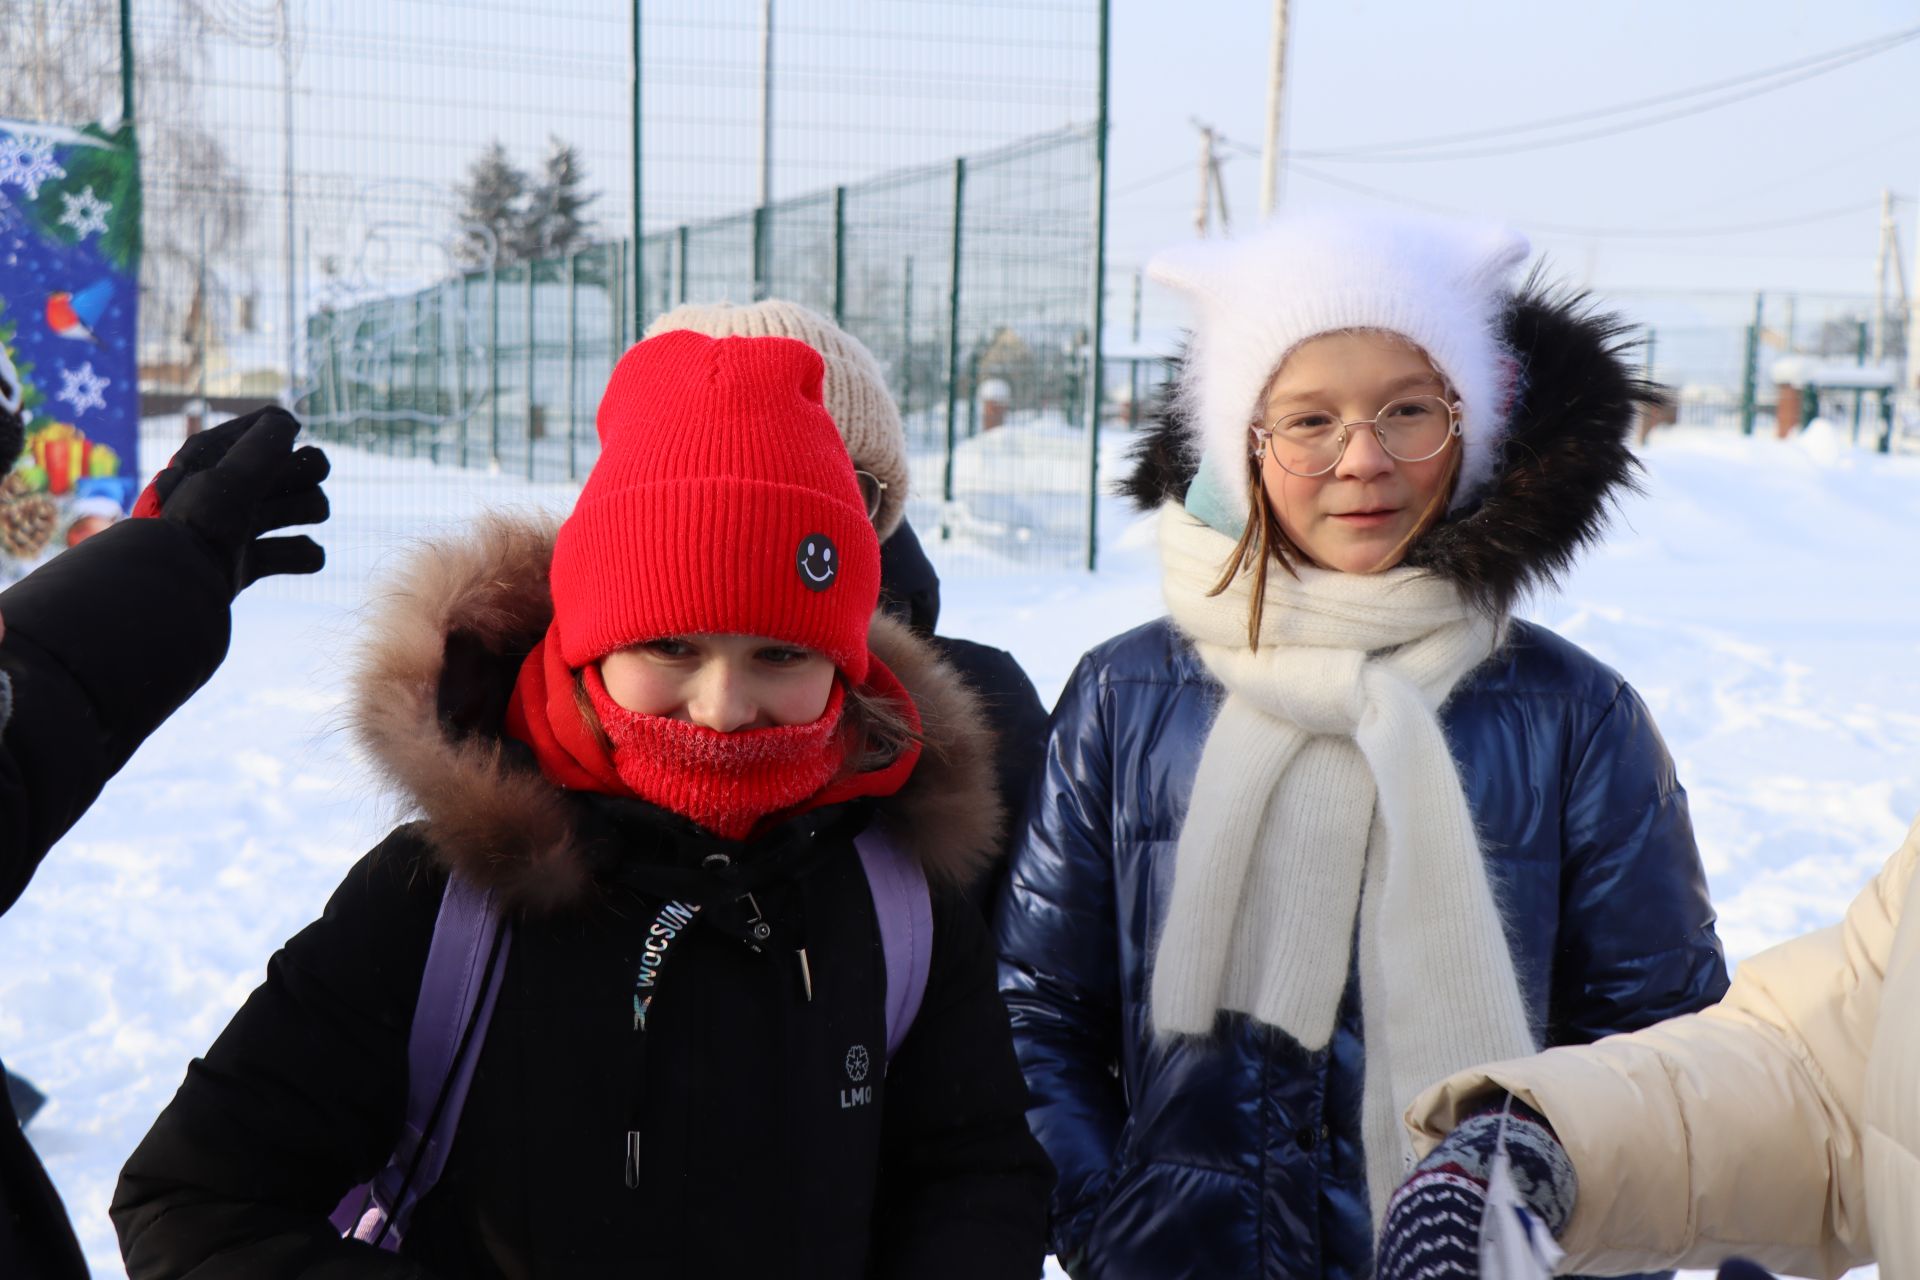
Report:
854,470,888,522
1250,394,1463,478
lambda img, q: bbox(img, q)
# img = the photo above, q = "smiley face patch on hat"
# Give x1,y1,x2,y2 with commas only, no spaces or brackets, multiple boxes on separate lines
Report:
796,533,837,591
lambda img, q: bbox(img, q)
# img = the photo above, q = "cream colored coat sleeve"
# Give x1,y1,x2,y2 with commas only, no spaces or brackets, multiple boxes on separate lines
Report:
1406,818,1920,1280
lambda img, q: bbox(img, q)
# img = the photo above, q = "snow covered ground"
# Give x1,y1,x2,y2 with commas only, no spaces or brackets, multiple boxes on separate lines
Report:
4,418,1916,1276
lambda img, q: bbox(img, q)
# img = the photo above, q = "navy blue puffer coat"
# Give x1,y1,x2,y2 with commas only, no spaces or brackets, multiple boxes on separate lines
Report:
993,288,1731,1279
994,618,1727,1280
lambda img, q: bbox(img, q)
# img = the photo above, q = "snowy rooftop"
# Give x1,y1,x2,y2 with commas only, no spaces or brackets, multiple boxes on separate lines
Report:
1771,356,1900,389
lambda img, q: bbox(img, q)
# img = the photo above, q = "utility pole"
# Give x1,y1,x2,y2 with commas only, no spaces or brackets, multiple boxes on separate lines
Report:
1192,121,1230,238
1908,191,1920,401
1875,188,1893,363
1260,0,1290,219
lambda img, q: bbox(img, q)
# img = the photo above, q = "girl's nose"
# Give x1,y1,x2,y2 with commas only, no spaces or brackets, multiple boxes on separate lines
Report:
1333,423,1394,480
685,667,757,732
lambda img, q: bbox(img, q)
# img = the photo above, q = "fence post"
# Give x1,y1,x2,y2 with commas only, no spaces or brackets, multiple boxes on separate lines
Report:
566,249,579,481
676,225,690,304
901,256,914,421
1739,292,1763,436
388,314,404,457
610,244,623,375
421,286,435,464
1086,0,1111,571
832,185,847,327
458,275,472,468
489,265,501,466
1853,319,1868,443
526,261,539,481
413,294,427,460
967,349,980,438
327,315,346,444
943,156,966,520
753,205,770,302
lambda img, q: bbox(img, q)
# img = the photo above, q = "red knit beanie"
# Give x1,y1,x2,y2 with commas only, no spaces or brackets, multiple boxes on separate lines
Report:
549,329,880,680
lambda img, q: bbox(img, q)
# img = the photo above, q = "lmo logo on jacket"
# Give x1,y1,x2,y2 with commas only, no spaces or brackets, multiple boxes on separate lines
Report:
841,1043,872,1108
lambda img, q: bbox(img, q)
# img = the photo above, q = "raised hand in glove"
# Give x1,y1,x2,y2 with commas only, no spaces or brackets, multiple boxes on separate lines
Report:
134,407,330,594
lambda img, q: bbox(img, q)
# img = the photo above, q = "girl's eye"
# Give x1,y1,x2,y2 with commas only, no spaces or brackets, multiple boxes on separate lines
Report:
644,638,694,659
1283,413,1335,432
757,647,810,667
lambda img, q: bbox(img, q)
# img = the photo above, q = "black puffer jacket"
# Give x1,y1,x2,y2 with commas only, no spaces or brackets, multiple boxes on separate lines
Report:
112,517,1053,1280
0,518,235,1280
880,517,1049,912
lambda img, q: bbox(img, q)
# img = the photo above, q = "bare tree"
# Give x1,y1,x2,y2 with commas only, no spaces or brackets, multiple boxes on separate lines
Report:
0,0,254,383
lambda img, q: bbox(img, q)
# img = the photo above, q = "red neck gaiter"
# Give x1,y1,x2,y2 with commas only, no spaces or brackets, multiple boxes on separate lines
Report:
582,666,845,840
503,623,924,840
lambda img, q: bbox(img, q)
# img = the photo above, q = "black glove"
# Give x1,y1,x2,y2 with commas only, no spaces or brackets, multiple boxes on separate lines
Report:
0,341,23,471
0,408,21,476
144,408,330,594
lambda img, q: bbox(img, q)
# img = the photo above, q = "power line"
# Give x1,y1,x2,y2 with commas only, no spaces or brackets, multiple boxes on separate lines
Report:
1526,202,1880,241
1111,156,1208,198
1303,23,1920,157
1227,22,1920,164
1286,159,1880,239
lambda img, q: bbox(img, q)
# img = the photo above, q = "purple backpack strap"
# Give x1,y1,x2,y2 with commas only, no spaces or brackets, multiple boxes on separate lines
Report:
854,825,934,1064
330,871,511,1251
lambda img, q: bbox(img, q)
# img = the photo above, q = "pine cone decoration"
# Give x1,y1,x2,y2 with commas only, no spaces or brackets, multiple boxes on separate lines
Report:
1,472,57,559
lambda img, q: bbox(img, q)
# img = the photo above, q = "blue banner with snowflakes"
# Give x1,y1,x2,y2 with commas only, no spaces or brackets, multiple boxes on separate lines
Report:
0,118,141,579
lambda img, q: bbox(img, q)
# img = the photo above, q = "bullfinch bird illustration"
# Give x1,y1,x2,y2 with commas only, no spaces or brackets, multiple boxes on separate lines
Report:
45,280,114,342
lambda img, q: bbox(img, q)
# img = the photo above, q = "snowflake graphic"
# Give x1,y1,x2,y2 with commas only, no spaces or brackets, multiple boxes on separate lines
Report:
58,186,111,239
0,134,66,202
57,363,110,417
844,1044,870,1083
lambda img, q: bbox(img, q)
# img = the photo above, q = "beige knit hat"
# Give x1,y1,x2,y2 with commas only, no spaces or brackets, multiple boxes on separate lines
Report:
642,300,910,539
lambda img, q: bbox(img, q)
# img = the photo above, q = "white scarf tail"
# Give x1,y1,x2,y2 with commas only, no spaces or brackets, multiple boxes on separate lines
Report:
1150,503,1537,1223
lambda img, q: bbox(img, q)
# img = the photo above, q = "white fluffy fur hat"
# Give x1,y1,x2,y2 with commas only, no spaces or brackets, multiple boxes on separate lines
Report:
1148,209,1530,525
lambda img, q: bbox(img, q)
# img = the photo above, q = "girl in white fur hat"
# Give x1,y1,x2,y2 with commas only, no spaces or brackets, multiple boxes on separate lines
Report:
991,210,1730,1279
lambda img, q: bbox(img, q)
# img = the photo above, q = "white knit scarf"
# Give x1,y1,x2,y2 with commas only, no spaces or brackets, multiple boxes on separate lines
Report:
1151,503,1537,1222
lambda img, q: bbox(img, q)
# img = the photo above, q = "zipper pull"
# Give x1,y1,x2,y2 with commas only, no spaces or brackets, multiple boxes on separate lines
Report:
796,947,813,1002
742,892,771,952
624,1130,642,1189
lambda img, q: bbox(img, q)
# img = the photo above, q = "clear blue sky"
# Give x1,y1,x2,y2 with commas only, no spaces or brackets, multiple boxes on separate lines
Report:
156,0,1920,362
1106,0,1918,329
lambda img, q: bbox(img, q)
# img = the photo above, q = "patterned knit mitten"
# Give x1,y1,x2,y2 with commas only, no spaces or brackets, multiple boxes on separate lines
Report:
1375,1096,1575,1280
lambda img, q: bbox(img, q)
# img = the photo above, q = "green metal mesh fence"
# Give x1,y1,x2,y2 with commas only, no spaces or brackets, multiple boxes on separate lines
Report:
306,123,1106,571
5,0,1107,599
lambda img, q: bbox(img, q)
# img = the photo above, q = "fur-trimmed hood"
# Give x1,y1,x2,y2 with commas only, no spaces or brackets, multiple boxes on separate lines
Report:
348,515,1005,910
1120,280,1663,617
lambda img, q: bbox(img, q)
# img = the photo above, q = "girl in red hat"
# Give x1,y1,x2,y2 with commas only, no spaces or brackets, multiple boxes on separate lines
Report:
112,331,1053,1279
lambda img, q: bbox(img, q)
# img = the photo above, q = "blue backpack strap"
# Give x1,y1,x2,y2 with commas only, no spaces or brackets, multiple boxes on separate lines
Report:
854,825,934,1065
331,871,512,1251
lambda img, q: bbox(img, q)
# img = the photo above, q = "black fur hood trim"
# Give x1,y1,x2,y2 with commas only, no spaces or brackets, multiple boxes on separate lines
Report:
1119,280,1664,618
